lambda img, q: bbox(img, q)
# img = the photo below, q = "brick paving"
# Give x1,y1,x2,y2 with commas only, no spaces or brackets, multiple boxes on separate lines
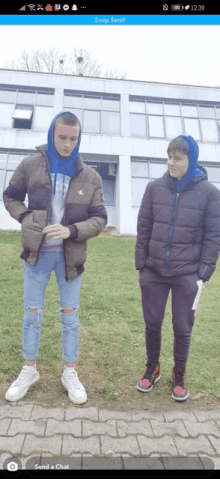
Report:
0,403,220,470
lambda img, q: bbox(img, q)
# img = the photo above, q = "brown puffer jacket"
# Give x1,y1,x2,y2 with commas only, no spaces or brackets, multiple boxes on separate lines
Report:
135,169,220,286
3,145,107,281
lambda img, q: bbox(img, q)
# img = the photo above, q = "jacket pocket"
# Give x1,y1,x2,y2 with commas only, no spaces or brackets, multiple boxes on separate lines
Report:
66,241,87,266
21,210,47,252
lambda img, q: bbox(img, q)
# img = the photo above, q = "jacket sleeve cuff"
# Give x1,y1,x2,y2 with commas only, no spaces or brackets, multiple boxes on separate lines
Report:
68,225,78,240
198,276,206,283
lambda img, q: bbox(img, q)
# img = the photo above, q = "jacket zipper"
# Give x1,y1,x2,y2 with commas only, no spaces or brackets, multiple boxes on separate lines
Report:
61,174,74,282
165,193,180,275
36,157,53,263
200,265,208,278
35,149,83,281
60,166,83,281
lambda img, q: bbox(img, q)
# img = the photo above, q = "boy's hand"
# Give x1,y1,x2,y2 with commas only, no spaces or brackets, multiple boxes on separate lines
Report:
42,224,71,240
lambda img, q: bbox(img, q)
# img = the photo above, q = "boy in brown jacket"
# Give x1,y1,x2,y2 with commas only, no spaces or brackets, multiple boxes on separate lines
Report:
3,111,107,404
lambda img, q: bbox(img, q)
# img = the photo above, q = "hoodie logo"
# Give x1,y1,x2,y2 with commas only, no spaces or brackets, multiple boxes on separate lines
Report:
78,189,83,195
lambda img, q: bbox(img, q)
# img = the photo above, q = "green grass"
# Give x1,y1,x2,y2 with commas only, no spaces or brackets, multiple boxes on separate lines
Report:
1,231,220,401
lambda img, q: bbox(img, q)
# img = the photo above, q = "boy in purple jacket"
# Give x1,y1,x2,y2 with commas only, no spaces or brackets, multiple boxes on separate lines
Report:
135,135,220,401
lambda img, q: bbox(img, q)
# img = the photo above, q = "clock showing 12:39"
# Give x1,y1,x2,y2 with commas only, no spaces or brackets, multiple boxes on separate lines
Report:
191,5,205,10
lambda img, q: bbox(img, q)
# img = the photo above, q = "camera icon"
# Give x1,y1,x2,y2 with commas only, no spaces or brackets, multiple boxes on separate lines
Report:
7,462,19,471
3,457,22,474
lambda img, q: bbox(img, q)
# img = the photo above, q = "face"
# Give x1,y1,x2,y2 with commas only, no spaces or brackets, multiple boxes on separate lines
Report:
54,122,79,157
167,150,189,180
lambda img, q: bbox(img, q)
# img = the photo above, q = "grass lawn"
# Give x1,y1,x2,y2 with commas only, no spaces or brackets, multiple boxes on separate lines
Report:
0,231,220,407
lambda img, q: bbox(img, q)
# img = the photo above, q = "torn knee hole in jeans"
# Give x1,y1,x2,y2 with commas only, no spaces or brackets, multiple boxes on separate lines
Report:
61,307,76,314
28,307,39,313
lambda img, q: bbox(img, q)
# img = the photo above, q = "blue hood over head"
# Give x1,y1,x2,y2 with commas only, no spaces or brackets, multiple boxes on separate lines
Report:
175,135,205,192
47,111,81,196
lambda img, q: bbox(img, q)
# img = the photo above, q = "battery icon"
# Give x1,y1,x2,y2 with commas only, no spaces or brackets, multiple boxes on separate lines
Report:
171,4,184,10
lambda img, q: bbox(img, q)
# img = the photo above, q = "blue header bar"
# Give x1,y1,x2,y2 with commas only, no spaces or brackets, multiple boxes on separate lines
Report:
1,15,220,25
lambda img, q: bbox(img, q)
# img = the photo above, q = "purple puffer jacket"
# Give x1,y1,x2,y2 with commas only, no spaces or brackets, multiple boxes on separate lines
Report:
135,168,220,286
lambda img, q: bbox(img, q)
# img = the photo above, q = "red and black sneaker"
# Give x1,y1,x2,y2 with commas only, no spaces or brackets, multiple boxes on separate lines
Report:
137,360,161,393
172,366,189,402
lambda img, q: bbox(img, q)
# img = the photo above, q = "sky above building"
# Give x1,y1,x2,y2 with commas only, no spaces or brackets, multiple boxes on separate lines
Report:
1,24,220,87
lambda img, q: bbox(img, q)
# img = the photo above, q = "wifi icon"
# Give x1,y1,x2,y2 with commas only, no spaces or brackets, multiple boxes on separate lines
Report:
28,3,36,10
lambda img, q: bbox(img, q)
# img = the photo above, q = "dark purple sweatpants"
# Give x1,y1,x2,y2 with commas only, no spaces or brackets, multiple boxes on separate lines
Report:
141,268,204,369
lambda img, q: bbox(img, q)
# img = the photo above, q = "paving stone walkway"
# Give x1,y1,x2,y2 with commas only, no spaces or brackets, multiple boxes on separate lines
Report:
0,403,220,470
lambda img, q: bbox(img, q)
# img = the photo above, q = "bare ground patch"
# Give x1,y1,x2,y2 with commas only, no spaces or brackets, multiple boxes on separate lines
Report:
1,361,220,413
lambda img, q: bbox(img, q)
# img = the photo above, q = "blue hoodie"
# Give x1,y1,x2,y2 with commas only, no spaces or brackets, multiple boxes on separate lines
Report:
175,135,205,192
47,111,81,196
41,111,81,251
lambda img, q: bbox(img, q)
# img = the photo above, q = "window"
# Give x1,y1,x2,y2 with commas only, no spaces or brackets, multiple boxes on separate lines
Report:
147,102,163,115
132,177,150,207
0,170,5,199
206,166,220,182
0,88,16,104
64,90,120,135
165,116,183,138
12,105,34,129
83,110,100,133
199,105,215,119
164,103,180,116
0,85,54,106
63,94,83,109
129,96,220,144
130,114,146,137
0,150,35,200
131,159,167,207
32,106,53,131
84,96,101,110
0,153,7,169
102,179,114,205
0,85,54,131
184,118,201,141
164,103,183,138
148,115,164,138
36,91,54,107
131,157,220,207
181,104,198,117
17,90,36,105
83,161,116,205
131,161,149,177
200,119,219,142
0,153,7,199
129,101,145,113
102,97,120,112
102,111,120,135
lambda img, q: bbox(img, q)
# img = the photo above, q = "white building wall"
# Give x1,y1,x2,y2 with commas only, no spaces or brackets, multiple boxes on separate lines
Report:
116,156,132,234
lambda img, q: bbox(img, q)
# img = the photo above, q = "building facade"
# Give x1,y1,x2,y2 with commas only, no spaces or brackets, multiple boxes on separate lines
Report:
1,68,220,235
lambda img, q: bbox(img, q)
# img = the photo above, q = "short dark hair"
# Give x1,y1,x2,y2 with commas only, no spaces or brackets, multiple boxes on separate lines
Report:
55,112,80,130
167,137,189,157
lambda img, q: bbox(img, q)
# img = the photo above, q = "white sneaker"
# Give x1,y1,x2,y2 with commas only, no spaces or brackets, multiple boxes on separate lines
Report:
61,366,87,404
5,364,40,402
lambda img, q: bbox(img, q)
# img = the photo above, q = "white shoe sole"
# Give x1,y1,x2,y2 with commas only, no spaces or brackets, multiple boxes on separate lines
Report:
5,372,40,402
172,389,189,401
61,376,87,405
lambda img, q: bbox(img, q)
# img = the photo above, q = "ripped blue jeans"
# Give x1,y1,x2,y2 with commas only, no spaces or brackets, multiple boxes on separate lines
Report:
22,250,83,363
